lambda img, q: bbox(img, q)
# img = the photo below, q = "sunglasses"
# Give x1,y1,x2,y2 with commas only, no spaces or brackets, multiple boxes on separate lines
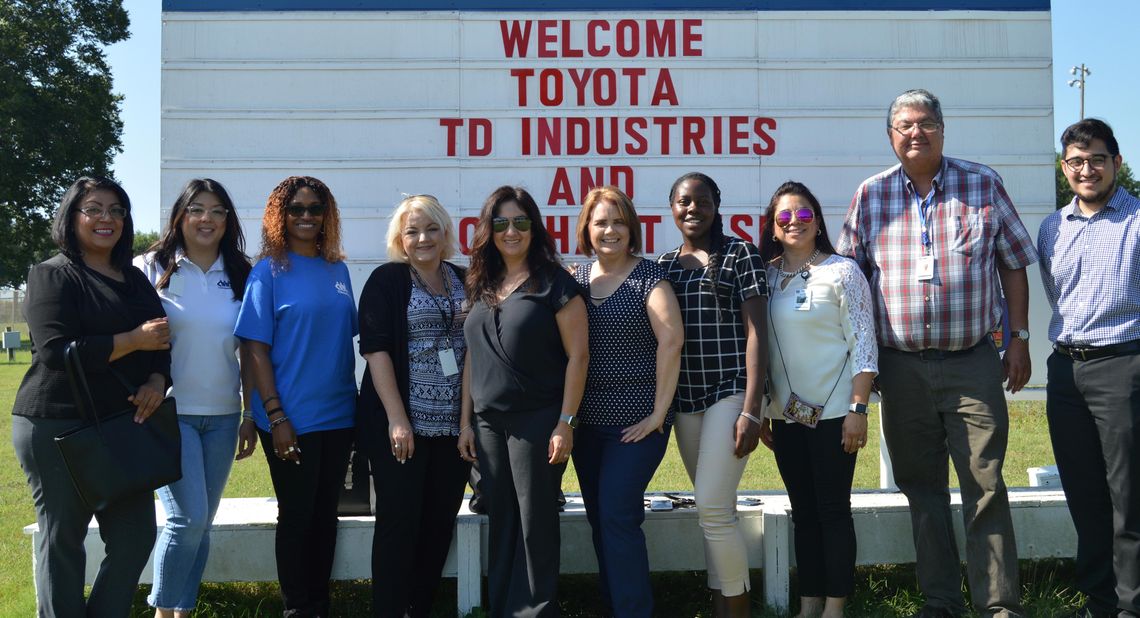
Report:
492,215,532,233
285,203,327,218
775,208,816,228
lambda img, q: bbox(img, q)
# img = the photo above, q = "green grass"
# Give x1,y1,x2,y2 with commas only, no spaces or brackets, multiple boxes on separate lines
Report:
2,353,1083,616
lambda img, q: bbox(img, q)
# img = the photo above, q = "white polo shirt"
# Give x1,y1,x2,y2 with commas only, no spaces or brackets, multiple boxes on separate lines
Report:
135,251,243,415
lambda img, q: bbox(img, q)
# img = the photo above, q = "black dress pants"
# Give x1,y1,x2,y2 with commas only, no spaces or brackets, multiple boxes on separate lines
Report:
260,427,354,618
474,405,566,618
1046,350,1140,617
369,432,471,618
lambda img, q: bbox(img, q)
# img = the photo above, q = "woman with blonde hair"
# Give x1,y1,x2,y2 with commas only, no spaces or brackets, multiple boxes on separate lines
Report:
357,194,471,617
235,176,358,618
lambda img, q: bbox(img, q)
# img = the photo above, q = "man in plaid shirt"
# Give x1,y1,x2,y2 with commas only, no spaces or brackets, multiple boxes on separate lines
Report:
837,89,1038,618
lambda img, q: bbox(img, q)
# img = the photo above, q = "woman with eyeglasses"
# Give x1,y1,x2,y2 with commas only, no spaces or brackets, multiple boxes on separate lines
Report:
758,181,876,618
571,186,683,617
357,194,471,617
13,176,172,616
235,176,358,618
134,178,254,618
657,172,768,617
457,185,588,617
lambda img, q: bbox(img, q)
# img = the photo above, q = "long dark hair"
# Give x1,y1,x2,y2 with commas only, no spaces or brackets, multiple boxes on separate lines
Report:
759,181,838,264
669,172,731,321
51,176,135,270
466,185,561,307
146,178,251,301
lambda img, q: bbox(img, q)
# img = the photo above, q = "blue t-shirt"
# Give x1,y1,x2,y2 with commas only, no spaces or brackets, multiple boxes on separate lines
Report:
235,253,358,435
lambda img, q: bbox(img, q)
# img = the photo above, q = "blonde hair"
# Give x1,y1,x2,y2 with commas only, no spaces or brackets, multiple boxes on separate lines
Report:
385,194,456,262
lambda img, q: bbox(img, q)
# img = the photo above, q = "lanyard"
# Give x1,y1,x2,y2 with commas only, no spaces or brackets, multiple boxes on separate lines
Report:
913,185,937,254
410,265,455,347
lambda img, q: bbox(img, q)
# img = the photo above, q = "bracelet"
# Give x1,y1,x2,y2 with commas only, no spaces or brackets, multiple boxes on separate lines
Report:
241,410,254,421
268,415,290,430
262,395,281,408
459,425,473,434
739,411,764,426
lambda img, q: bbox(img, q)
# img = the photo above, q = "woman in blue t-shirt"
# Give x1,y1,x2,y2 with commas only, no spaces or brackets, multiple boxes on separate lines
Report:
235,176,358,618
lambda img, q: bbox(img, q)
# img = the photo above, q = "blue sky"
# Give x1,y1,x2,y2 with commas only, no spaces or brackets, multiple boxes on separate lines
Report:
107,1,1140,232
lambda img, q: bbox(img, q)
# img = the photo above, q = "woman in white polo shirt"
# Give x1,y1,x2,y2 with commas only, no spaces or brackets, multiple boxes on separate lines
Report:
135,178,255,618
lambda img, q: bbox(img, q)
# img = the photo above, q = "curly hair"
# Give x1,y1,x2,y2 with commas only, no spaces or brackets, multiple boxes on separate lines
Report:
466,185,561,308
259,176,345,269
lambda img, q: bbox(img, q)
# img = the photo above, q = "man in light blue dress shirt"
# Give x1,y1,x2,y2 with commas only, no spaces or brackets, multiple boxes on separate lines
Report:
1038,118,1140,618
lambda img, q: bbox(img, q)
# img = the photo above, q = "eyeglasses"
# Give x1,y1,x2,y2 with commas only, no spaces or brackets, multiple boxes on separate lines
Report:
186,206,228,221
492,215,532,233
285,203,327,218
890,121,942,135
774,208,816,228
1063,154,1110,172
77,206,128,220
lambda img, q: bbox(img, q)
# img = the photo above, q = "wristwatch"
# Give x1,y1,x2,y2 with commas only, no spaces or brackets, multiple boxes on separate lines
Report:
559,413,579,429
1011,329,1031,342
848,402,868,416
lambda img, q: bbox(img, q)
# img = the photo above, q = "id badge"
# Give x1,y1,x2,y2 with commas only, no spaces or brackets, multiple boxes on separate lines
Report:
438,348,459,376
795,288,812,311
916,255,935,281
781,391,822,428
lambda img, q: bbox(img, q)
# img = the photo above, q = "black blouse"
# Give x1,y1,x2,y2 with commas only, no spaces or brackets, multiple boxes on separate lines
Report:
464,266,582,414
13,253,172,420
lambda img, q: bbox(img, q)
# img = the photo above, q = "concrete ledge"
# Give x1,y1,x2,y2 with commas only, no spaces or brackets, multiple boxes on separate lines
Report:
23,488,1075,615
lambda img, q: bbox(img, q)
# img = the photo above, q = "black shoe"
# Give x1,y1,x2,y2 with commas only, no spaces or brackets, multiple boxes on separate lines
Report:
907,608,957,618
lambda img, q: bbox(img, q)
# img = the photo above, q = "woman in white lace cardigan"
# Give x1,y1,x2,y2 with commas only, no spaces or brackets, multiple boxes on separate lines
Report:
757,181,878,618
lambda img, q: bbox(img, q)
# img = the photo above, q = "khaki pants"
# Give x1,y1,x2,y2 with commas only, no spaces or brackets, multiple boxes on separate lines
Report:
675,392,752,596
878,342,1023,617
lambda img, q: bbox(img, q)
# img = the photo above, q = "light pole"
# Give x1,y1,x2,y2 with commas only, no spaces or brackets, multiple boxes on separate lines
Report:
1068,64,1091,119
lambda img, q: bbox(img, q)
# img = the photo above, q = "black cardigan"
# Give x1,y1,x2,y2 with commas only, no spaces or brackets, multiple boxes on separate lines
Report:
13,253,172,420
355,261,465,454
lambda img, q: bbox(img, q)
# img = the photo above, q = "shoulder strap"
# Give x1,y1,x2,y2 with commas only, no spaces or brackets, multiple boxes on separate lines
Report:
63,342,97,423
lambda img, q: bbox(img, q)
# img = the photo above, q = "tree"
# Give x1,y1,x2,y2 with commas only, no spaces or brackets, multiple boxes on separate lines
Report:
1056,152,1140,209
0,1,130,287
133,230,157,257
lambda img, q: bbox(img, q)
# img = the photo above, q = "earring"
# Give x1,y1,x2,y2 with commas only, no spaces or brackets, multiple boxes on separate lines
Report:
816,229,821,236
772,235,778,242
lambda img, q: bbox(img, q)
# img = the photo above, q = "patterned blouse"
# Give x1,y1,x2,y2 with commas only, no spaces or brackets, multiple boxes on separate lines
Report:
406,266,467,436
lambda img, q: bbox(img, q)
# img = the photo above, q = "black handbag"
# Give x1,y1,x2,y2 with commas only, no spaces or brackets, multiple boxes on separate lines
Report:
337,445,373,516
54,341,182,512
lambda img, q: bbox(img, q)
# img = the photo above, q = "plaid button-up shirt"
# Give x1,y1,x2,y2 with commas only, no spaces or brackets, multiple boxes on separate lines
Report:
837,156,1038,352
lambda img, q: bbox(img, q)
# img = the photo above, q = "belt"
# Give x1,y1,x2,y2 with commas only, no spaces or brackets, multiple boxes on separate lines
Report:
1054,340,1140,362
887,338,986,362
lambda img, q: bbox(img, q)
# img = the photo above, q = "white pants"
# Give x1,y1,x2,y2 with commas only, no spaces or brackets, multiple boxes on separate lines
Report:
674,392,751,595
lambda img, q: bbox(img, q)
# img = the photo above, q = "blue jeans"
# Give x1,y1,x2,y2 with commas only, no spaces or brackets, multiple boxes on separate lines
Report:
572,423,670,617
149,413,240,611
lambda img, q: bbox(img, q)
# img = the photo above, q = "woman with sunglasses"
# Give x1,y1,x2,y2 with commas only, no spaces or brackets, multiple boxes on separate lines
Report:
134,178,254,618
571,186,683,617
13,176,172,616
758,181,876,618
457,185,588,617
235,176,358,618
357,194,471,617
658,172,768,617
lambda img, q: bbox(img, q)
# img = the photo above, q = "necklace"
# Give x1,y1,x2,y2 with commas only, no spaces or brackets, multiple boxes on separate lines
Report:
778,248,821,281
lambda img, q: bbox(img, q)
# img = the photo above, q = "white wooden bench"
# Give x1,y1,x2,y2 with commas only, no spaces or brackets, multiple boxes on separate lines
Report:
24,488,1074,615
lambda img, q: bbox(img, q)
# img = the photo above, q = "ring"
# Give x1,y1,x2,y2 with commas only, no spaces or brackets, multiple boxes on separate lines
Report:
394,444,402,450
286,445,296,454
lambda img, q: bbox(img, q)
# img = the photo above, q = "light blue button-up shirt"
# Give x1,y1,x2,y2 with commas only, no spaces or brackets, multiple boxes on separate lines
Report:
1038,186,1140,347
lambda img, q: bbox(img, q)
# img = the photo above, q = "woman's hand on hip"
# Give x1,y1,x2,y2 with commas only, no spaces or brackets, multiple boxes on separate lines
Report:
548,422,573,465
841,412,869,454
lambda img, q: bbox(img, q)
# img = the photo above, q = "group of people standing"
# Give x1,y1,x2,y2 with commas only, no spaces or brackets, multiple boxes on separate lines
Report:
10,86,1139,618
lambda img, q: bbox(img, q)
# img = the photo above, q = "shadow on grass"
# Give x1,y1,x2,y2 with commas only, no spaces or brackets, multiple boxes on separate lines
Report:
128,560,1087,617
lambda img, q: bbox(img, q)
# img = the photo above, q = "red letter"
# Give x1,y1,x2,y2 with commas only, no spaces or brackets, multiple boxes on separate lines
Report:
499,20,532,58
646,20,675,57
596,117,618,155
520,117,531,156
682,117,704,155
538,118,561,155
639,215,661,253
616,19,639,57
567,117,590,155
729,116,749,155
439,118,463,157
650,69,678,106
579,167,605,200
548,168,574,206
753,117,777,156
625,117,649,155
622,68,645,105
682,19,702,56
653,117,678,155
610,166,634,198
539,69,563,106
593,69,616,106
568,68,592,106
546,215,572,253
458,216,479,253
587,20,610,56
510,68,534,106
469,118,492,157
538,20,557,58
729,214,754,244
561,20,583,57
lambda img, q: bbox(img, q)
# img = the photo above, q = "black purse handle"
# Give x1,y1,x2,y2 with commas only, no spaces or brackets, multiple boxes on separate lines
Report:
64,341,143,428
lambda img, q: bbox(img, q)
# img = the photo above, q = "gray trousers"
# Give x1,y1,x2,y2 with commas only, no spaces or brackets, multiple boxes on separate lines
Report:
13,415,156,618
878,343,1023,617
